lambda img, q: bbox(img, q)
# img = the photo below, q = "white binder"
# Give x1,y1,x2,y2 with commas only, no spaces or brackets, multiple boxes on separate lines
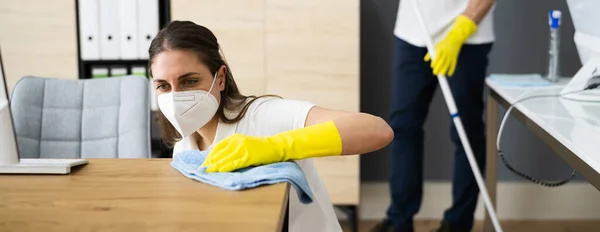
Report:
118,0,138,60
99,0,120,60
110,66,128,77
131,66,147,78
137,0,159,59
78,0,100,60
91,66,109,78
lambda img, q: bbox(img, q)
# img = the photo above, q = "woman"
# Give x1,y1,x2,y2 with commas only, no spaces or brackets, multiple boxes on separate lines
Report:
150,20,393,232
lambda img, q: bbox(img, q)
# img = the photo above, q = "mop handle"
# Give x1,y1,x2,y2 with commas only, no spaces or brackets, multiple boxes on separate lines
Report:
409,1,503,231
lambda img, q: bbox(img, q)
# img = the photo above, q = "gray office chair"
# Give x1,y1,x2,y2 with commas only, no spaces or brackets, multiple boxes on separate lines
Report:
9,75,151,158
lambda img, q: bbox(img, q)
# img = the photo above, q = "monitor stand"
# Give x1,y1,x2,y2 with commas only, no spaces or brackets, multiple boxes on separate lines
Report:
561,58,600,102
0,102,88,175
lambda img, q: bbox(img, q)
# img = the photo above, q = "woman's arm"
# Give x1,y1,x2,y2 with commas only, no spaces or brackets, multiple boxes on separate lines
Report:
202,103,393,172
305,106,394,155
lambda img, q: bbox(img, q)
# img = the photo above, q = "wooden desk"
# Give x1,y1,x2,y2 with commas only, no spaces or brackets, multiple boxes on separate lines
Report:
0,159,289,232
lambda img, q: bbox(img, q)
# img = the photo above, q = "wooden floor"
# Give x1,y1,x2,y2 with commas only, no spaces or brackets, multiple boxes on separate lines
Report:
340,220,600,232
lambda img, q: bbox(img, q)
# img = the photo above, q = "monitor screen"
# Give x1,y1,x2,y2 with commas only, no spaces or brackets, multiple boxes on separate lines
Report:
0,45,20,165
0,49,7,109
567,0,600,65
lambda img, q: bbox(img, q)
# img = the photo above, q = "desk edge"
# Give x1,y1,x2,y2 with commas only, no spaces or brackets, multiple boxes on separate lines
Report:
487,86,600,191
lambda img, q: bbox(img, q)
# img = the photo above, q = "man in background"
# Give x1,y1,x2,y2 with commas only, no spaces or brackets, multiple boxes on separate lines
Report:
371,0,495,231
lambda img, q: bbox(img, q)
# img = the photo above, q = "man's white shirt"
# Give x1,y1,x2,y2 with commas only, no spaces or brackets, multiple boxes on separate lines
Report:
394,0,495,47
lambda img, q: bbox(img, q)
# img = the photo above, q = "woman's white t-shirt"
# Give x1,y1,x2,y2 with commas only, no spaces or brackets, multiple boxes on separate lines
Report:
172,97,343,232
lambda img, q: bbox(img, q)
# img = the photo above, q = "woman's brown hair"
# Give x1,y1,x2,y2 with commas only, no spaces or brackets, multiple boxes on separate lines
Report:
149,20,273,147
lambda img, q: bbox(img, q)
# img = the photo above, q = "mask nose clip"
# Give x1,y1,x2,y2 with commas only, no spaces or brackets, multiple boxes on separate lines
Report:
174,95,195,101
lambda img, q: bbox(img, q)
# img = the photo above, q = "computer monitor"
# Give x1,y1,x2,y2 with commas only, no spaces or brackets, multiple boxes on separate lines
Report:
0,47,88,174
561,0,600,101
568,0,600,65
0,47,20,166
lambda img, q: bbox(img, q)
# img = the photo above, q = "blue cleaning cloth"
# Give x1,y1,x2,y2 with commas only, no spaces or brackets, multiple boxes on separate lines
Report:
488,73,554,87
171,149,314,204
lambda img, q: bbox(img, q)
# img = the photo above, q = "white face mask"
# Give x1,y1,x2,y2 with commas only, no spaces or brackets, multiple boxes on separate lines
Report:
157,72,219,138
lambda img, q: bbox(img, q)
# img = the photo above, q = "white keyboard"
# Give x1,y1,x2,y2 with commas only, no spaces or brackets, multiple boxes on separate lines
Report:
19,158,88,165
0,158,88,174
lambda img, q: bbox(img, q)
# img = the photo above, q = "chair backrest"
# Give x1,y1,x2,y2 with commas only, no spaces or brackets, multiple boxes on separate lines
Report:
9,76,151,158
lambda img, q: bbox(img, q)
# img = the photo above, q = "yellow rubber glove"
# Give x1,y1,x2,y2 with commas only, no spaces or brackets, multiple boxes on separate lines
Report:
201,120,343,173
424,15,477,77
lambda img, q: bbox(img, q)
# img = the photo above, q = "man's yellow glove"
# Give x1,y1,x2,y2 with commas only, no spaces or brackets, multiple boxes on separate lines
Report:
201,121,343,173
424,15,477,77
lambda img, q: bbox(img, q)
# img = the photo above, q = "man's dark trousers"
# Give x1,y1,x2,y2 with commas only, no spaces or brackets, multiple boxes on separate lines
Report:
386,37,493,232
